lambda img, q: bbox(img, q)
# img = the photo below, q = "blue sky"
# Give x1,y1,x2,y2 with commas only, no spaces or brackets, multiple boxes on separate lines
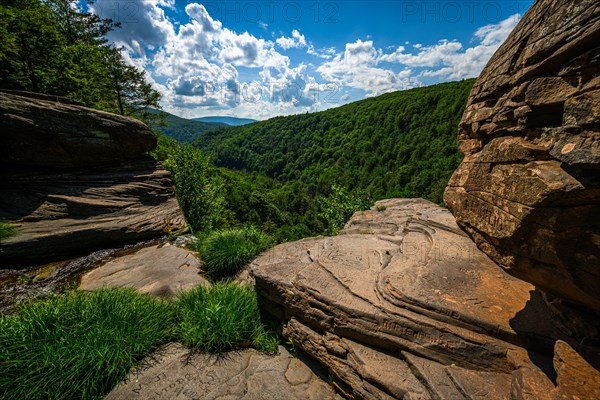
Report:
88,0,534,120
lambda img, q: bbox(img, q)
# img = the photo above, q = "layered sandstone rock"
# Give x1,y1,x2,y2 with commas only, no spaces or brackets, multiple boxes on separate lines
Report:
0,90,156,168
252,199,565,399
443,0,600,328
105,343,342,400
0,91,185,267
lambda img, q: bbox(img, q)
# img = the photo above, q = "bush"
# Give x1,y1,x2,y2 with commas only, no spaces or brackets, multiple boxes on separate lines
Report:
0,289,173,400
318,185,371,235
160,140,228,233
0,221,16,239
197,226,273,279
175,283,278,354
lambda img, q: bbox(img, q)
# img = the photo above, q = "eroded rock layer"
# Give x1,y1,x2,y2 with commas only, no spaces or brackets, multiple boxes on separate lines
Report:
0,91,185,267
252,199,567,399
0,156,185,266
443,0,600,325
0,91,156,168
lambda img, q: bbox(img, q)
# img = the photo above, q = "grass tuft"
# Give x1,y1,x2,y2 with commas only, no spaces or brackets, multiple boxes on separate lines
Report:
0,288,173,400
0,221,16,239
197,226,273,279
175,283,278,354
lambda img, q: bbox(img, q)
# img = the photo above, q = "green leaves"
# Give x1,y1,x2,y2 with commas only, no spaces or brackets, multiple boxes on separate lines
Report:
318,185,371,235
0,0,161,124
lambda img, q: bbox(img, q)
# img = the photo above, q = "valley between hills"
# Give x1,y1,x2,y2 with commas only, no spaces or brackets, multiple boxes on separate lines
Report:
1,0,599,399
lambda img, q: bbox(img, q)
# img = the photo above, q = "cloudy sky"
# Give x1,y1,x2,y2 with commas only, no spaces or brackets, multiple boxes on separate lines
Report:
88,0,534,120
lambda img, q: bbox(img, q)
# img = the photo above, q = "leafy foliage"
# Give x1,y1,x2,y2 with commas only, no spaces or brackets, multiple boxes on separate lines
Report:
197,80,474,204
0,288,173,400
155,136,228,233
0,0,160,123
175,283,279,354
195,226,274,279
319,185,371,235
0,221,16,239
152,135,364,240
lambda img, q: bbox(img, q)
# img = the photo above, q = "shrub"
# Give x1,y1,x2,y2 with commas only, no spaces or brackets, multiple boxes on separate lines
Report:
197,226,273,279
0,289,173,400
318,185,371,235
0,221,16,239
175,283,278,354
160,141,228,233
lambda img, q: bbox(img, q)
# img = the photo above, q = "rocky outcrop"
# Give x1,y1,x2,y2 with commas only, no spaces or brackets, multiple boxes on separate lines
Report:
0,91,185,267
251,199,573,399
79,243,208,298
443,0,600,334
105,343,342,400
0,90,156,168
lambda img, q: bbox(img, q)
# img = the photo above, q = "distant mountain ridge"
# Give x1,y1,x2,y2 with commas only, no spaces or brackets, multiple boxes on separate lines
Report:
148,109,226,143
192,116,258,126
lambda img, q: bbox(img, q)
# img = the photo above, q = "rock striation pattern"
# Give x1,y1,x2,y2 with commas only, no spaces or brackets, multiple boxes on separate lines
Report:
443,0,600,329
252,199,572,399
105,343,342,400
0,91,185,267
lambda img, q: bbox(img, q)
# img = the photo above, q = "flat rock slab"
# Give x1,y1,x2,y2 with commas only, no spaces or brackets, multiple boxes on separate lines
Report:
80,243,208,297
105,343,342,400
251,198,558,399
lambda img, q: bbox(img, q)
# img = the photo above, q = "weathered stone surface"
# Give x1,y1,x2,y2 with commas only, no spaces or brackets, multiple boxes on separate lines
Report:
105,343,342,400
552,340,600,400
443,0,600,328
0,90,156,168
0,155,186,267
79,243,208,298
251,199,559,399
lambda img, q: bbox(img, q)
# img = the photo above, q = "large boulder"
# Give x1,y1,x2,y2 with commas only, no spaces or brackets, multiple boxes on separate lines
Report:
251,199,566,399
0,91,156,168
0,91,185,267
443,0,600,326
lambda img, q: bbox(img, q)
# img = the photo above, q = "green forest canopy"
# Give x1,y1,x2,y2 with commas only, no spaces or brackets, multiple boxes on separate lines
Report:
196,79,475,203
0,0,160,122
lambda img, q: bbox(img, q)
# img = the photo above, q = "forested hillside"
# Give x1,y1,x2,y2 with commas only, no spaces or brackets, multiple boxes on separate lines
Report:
197,80,475,203
150,110,226,143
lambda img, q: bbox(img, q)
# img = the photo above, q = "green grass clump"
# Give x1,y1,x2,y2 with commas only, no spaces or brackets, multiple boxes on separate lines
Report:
0,221,16,239
175,283,278,354
198,226,273,278
0,288,173,400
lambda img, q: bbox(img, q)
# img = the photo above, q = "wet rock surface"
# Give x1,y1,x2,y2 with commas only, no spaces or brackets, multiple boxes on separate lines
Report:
443,0,600,331
105,343,342,400
251,198,572,399
79,243,208,298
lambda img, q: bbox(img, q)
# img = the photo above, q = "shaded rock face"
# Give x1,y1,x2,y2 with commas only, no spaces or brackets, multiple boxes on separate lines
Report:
105,343,342,400
252,199,572,399
79,243,208,298
0,92,185,267
0,91,156,168
443,0,600,327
